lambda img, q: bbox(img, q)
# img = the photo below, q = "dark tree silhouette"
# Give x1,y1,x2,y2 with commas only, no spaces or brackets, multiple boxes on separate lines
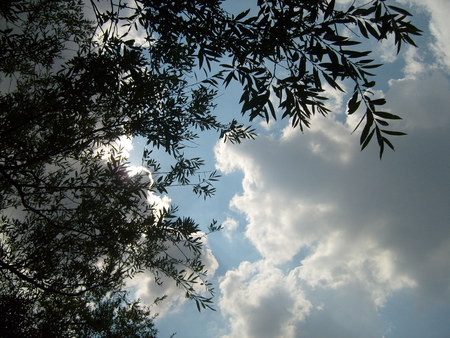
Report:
0,0,420,335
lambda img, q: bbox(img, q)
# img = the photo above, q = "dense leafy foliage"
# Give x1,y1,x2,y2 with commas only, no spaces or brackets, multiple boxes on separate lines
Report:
0,0,419,335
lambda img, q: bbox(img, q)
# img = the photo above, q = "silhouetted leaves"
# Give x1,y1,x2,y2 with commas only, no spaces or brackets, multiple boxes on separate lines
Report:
1,0,420,334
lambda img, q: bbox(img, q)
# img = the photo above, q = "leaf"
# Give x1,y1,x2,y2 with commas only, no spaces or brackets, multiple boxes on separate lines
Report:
365,22,380,39
376,127,384,158
360,113,374,145
358,20,369,38
402,34,418,47
235,8,250,21
361,128,375,150
383,137,395,151
223,70,235,87
342,49,371,58
324,0,335,20
267,99,277,120
334,39,360,46
373,111,401,119
299,56,306,77
313,68,321,88
348,90,358,107
371,98,386,106
348,97,361,115
388,5,413,16
323,73,343,91
381,130,407,136
361,63,383,69
375,119,389,126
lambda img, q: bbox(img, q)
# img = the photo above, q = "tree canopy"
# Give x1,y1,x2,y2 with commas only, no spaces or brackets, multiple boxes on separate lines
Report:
0,0,420,335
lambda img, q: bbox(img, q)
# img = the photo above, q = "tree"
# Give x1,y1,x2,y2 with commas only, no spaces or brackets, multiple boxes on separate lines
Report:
0,0,420,335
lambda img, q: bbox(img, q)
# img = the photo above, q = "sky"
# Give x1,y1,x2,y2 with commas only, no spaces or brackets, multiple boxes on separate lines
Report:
127,0,450,337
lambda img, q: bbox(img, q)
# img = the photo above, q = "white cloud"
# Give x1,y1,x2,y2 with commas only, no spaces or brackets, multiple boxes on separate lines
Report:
399,0,450,70
219,260,312,338
377,35,398,63
214,58,450,335
299,232,416,307
402,46,425,77
222,217,239,241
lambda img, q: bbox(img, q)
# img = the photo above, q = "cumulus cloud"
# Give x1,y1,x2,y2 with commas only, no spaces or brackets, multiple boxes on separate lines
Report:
222,217,240,241
402,46,426,77
399,0,450,70
377,35,398,63
215,53,450,336
219,261,311,338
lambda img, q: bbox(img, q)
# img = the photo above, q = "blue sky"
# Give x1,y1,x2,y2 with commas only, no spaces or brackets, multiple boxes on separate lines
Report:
126,0,450,337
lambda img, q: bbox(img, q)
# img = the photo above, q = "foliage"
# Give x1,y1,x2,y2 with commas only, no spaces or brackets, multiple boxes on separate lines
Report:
0,0,420,335
218,0,421,157
0,291,158,337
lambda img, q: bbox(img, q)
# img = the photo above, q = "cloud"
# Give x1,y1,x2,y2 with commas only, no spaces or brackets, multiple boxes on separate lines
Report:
222,217,239,241
402,46,426,77
399,0,450,70
387,72,450,131
219,260,311,338
377,35,398,63
127,233,219,317
214,59,450,335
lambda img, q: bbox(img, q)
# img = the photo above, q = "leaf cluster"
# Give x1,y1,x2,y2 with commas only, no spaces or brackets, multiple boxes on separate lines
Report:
212,0,420,157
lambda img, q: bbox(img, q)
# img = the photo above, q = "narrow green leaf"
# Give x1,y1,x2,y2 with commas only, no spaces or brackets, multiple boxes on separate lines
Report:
375,119,389,126
348,90,358,105
347,96,359,113
360,115,373,145
313,68,321,88
383,137,395,151
324,0,335,20
365,22,380,39
223,71,235,87
381,130,407,136
334,39,360,46
299,56,306,77
358,20,369,38
323,73,343,91
371,98,386,106
373,111,401,119
388,5,413,16
361,63,383,69
379,141,385,158
377,129,385,158
402,34,418,47
361,129,375,150
267,99,277,120
235,8,250,21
